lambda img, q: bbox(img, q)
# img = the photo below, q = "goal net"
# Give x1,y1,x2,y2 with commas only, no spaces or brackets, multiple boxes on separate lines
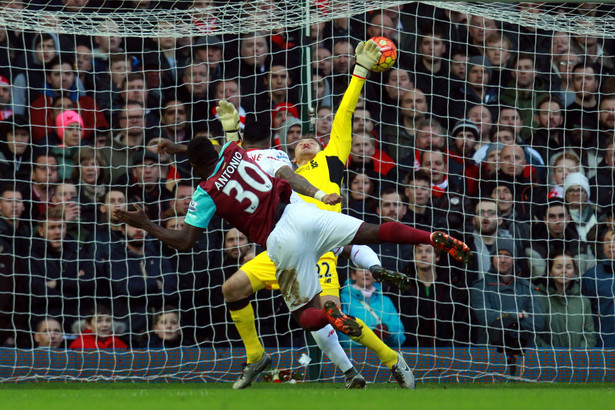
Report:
0,0,614,383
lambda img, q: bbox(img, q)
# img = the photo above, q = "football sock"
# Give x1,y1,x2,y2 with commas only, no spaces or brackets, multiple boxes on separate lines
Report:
229,302,265,364
349,317,398,369
378,222,432,245
299,308,329,330
348,245,381,270
312,324,353,373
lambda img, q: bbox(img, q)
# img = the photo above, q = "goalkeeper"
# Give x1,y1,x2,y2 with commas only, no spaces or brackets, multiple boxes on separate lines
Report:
216,40,414,390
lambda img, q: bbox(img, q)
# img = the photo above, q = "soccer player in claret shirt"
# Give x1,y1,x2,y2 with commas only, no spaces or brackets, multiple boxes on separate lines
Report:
115,40,471,391
215,40,417,390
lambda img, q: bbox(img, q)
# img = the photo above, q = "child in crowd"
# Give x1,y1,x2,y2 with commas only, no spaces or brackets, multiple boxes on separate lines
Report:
146,306,193,348
69,304,127,349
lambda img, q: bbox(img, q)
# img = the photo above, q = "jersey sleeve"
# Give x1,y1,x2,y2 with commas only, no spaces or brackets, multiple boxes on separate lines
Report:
249,149,293,177
324,74,366,162
184,186,216,229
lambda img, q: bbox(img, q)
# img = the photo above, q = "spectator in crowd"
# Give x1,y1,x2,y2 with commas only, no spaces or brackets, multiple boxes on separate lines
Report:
535,249,596,348
119,73,160,127
466,15,499,57
13,33,60,116
401,170,443,232
128,149,173,222
75,43,94,92
24,152,59,222
413,26,452,122
583,226,615,347
159,98,190,143
399,118,446,174
30,54,107,143
526,198,592,279
547,151,582,200
0,74,13,121
555,50,581,108
449,48,469,81
348,131,397,184
69,303,128,349
230,31,269,108
315,105,333,144
340,267,405,349
499,53,552,134
33,317,65,349
484,33,513,88
145,306,194,348
375,67,413,126
465,199,512,278
50,182,82,240
91,20,126,74
484,180,532,257
312,46,332,77
29,207,96,333
193,35,224,80
420,148,473,235
344,171,378,221
470,237,544,348
312,72,332,112
329,38,355,105
110,221,177,344
0,184,29,257
0,116,33,182
51,110,85,181
450,55,497,126
271,102,298,145
532,97,566,167
467,104,493,149
94,53,133,116
381,88,429,162
177,59,211,124
564,172,598,254
399,244,471,347
276,117,302,161
565,63,600,139
446,119,480,197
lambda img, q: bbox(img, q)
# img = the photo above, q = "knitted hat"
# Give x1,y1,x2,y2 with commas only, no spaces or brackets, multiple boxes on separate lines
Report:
564,172,590,199
55,110,84,141
271,102,299,126
451,119,480,140
492,237,515,257
467,55,493,80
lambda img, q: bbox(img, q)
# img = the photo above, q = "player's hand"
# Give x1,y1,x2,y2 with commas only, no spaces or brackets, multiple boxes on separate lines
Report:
355,39,382,70
158,139,187,155
114,204,151,230
321,193,342,205
216,100,241,142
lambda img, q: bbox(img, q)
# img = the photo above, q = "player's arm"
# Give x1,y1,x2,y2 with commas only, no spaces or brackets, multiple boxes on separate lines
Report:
276,165,341,205
326,39,382,161
114,205,204,251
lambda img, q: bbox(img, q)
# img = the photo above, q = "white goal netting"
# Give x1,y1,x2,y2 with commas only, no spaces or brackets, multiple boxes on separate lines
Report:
0,0,614,383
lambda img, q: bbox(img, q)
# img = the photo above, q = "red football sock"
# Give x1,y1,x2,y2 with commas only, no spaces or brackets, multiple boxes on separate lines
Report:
299,308,329,331
378,222,432,245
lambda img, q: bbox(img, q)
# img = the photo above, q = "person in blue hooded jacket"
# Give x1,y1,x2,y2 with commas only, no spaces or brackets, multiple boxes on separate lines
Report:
339,267,405,349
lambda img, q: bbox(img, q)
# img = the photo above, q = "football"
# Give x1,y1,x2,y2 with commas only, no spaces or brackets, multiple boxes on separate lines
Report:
369,36,397,72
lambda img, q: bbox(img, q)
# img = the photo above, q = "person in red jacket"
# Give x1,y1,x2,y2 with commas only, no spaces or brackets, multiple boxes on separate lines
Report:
69,304,127,349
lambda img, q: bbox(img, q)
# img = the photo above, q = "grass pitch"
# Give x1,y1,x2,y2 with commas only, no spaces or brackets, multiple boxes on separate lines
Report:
0,382,612,410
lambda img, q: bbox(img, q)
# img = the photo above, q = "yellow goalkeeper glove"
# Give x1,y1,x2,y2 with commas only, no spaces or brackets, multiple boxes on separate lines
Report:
216,99,241,142
353,39,382,78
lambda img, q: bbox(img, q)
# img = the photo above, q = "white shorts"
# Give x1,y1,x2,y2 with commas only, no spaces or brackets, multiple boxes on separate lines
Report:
266,201,363,311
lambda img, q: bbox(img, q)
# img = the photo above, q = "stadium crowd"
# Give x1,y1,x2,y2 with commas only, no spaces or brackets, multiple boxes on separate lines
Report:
0,1,614,355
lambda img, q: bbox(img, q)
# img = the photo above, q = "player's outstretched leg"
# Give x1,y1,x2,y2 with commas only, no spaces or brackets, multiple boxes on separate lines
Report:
390,352,415,389
234,351,273,390
352,222,472,264
429,231,472,264
323,301,363,337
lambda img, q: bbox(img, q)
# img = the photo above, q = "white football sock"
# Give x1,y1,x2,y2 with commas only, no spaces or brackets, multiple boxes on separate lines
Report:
312,324,353,373
349,245,381,270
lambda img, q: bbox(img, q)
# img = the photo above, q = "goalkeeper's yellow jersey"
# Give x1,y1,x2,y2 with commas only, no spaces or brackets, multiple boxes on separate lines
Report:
295,74,365,213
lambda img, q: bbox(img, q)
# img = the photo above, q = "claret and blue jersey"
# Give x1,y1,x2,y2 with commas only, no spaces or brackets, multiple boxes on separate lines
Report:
184,142,292,248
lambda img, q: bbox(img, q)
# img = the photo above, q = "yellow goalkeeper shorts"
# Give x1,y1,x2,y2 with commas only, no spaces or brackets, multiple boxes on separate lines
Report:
242,250,341,299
